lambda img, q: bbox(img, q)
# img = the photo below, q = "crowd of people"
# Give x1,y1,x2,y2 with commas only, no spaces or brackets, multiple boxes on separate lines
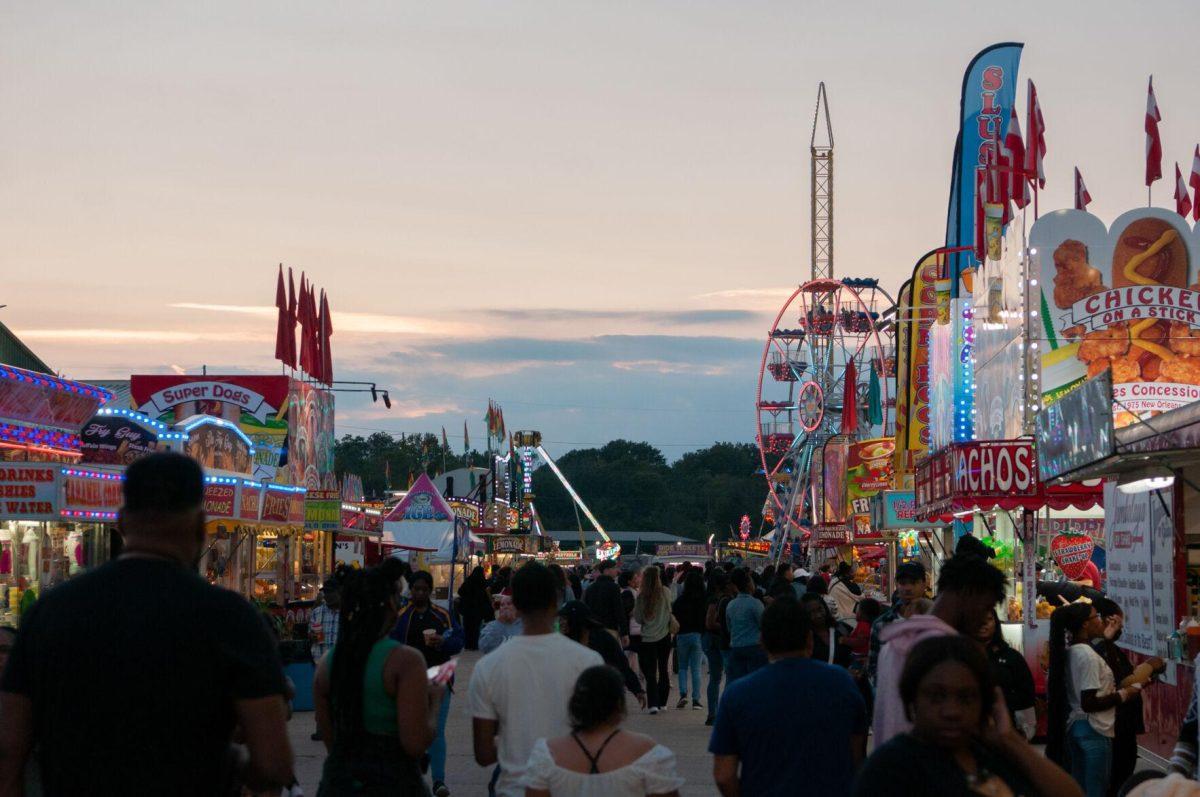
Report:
0,453,1197,795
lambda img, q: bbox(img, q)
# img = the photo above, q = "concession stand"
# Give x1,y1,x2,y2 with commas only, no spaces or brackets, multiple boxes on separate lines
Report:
381,474,475,604
0,364,114,621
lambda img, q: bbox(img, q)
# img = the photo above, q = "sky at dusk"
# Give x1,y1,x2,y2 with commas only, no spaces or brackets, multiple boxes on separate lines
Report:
3,2,1199,457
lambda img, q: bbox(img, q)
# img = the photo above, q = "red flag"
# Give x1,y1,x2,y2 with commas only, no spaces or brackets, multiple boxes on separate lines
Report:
273,265,289,365
973,169,987,263
840,359,858,435
1146,76,1163,187
285,267,298,368
1074,167,1092,211
307,283,319,378
1190,145,1200,222
1005,105,1029,209
297,273,311,375
1024,80,1046,189
320,289,333,385
988,130,1013,226
1175,163,1193,219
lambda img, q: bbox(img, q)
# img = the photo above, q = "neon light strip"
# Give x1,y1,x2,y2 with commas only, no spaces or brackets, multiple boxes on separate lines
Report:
0,364,112,404
535,445,609,541
179,416,255,451
61,468,123,481
60,509,118,520
96,407,169,432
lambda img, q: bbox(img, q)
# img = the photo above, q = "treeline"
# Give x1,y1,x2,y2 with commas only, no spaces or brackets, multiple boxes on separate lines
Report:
333,434,765,541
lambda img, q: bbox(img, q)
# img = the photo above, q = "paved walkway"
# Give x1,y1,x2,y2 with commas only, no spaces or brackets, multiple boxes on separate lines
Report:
290,648,716,795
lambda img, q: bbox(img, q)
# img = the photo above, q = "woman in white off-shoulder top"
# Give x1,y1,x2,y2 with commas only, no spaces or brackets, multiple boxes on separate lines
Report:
522,665,683,797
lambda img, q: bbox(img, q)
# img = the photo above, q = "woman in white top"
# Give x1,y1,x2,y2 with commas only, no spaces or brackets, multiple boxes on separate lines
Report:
523,665,683,797
1045,602,1142,797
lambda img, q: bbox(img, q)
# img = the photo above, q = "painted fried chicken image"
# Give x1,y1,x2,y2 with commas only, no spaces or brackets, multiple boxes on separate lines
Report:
1077,323,1131,361
1169,322,1200,356
1159,355,1200,385
1052,239,1107,310
1087,356,1141,383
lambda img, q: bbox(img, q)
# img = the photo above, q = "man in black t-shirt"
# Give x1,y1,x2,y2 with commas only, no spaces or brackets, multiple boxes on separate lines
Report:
582,559,628,641
0,453,293,795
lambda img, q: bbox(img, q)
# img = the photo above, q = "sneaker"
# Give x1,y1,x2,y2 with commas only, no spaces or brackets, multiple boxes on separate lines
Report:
692,700,703,710
676,697,688,709
648,707,659,715
705,715,715,726
432,782,450,797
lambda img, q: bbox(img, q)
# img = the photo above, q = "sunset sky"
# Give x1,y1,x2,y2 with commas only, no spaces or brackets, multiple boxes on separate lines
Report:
3,2,1199,456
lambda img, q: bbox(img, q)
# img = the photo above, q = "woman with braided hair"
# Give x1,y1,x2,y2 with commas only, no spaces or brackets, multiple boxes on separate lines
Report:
314,565,445,796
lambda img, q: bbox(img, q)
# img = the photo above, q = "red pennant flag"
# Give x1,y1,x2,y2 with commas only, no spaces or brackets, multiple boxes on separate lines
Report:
1146,76,1163,187
1025,80,1046,189
312,282,321,379
319,289,333,385
1074,167,1092,211
973,170,987,263
285,268,298,369
1175,163,1193,219
988,130,1013,226
1005,105,1029,209
840,359,858,435
297,273,311,375
273,265,289,366
1190,145,1200,222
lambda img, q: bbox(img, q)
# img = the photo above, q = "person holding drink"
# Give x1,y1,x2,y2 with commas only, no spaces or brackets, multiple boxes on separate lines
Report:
390,570,464,797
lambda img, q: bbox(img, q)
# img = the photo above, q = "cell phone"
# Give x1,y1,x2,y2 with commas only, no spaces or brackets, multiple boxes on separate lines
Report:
426,659,457,685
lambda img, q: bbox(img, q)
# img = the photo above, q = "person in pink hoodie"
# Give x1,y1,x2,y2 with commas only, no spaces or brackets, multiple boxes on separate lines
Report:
872,552,1008,745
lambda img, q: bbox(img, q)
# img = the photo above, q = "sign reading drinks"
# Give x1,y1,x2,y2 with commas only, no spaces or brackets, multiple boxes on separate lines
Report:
0,464,59,520
1032,208,1200,428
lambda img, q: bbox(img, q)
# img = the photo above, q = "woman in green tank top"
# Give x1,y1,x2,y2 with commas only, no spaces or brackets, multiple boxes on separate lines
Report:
314,566,445,796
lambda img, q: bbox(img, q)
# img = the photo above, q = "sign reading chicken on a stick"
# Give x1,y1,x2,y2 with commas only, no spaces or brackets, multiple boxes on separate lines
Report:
1032,208,1200,427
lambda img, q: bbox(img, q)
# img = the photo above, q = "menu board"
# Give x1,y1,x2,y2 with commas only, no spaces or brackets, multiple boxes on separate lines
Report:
1105,483,1173,657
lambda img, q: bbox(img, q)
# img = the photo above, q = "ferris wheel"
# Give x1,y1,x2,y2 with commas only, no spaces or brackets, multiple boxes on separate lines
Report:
755,277,894,553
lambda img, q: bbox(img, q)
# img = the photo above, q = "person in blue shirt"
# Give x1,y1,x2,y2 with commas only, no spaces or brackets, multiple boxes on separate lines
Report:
710,595,867,797
723,568,767,683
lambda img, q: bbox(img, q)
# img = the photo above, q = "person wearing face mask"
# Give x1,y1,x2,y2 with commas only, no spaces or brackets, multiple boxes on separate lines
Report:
479,590,523,654
1091,598,1148,796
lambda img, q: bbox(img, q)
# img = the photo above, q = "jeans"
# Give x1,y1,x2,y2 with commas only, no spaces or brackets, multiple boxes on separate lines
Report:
675,632,703,701
430,688,452,782
1067,719,1112,797
636,636,673,709
726,645,768,684
703,634,724,714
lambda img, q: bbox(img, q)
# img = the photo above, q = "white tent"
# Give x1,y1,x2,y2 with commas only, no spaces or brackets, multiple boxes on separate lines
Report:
382,473,480,562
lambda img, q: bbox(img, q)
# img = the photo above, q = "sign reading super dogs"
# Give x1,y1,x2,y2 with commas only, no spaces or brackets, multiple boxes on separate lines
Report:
1031,208,1200,427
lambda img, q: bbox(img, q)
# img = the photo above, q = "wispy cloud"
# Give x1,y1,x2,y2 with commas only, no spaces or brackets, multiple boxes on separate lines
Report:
480,308,762,326
611,359,730,376
169,303,477,337
694,287,795,301
16,328,267,343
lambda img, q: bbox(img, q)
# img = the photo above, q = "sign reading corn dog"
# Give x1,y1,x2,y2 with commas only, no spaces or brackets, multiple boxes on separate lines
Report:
1031,208,1200,427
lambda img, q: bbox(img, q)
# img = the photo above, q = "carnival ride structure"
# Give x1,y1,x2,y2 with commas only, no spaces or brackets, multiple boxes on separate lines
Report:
501,430,616,555
754,84,896,560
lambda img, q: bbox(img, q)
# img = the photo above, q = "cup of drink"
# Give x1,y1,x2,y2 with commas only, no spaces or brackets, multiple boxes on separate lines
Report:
423,628,437,643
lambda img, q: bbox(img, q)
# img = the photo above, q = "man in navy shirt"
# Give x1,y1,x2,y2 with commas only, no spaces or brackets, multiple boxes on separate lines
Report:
710,596,867,796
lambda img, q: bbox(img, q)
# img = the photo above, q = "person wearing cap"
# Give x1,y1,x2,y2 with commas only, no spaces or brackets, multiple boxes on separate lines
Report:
310,575,342,664
0,453,293,793
559,600,647,710
479,589,523,655
583,559,628,644
866,560,927,689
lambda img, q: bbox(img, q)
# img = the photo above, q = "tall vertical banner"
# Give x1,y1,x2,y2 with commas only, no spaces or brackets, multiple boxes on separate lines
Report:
904,251,941,472
893,280,913,486
945,43,1024,294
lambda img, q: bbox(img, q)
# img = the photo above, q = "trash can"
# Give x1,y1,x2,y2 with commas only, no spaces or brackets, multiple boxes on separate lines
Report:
280,640,315,712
